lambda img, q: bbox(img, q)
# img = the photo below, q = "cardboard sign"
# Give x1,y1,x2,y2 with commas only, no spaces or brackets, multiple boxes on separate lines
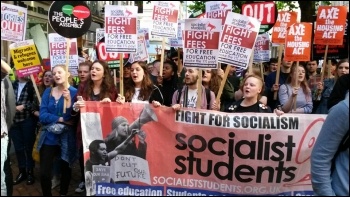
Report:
241,2,277,34
10,39,42,77
284,23,312,62
205,1,232,26
253,34,270,63
183,18,221,68
48,33,79,76
151,2,179,38
1,3,27,42
96,28,104,44
130,31,149,62
48,1,92,38
105,5,138,53
314,6,347,45
169,21,184,47
271,11,298,44
139,28,150,48
313,12,349,60
218,12,261,69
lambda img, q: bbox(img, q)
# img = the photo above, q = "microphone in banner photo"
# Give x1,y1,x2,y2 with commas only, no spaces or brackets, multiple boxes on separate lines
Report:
105,104,158,155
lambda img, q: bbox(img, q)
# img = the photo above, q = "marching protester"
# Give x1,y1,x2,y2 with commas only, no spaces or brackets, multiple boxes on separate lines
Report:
10,74,38,186
149,60,161,85
224,74,284,115
235,66,268,105
315,59,349,114
1,59,16,196
201,68,235,111
311,92,349,196
37,64,78,196
263,58,278,82
278,64,313,114
31,70,60,189
116,61,164,106
171,67,217,111
71,60,117,193
265,56,294,110
156,60,179,107
327,62,350,110
75,61,92,88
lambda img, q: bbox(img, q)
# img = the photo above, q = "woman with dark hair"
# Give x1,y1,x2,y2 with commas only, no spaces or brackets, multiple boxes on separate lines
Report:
278,64,313,114
315,59,349,114
156,60,178,107
116,61,163,106
71,60,118,193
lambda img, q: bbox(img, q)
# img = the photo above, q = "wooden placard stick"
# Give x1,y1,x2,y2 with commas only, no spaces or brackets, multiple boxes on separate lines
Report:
260,62,264,82
113,69,117,86
273,44,284,100
316,45,328,101
327,59,331,79
196,69,203,109
63,38,71,114
293,61,299,111
247,50,254,74
119,54,124,96
30,74,41,105
215,64,231,104
159,37,166,77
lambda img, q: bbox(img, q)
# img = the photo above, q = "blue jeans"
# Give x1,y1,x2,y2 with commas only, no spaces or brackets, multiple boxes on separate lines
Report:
9,117,37,169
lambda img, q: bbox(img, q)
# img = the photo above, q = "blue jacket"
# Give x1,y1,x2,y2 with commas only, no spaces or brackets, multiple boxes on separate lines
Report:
311,92,349,196
38,86,78,166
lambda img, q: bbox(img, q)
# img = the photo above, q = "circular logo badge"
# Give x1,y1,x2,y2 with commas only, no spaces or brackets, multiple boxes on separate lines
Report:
48,1,92,38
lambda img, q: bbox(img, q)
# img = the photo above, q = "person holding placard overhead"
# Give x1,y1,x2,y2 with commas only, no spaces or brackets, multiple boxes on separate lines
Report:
37,64,77,196
278,64,313,114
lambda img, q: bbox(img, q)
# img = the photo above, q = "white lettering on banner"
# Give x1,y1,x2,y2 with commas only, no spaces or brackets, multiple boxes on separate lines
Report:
80,102,326,195
175,110,299,130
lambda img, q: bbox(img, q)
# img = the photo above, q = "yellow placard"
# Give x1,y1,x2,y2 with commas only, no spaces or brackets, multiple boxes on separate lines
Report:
10,40,41,70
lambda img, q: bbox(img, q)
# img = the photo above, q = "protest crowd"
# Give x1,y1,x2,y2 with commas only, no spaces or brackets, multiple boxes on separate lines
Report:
1,1,349,196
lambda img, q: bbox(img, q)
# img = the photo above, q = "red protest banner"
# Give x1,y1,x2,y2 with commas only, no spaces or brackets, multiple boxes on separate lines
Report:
81,102,326,196
314,6,347,45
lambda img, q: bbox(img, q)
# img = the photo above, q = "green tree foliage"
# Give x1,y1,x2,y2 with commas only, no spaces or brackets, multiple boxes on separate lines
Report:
187,1,331,22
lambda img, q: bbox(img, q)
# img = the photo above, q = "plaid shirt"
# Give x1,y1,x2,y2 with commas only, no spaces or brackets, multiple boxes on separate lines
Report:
12,80,35,123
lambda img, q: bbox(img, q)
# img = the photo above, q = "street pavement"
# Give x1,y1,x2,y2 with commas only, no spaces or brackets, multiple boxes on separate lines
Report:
10,153,85,196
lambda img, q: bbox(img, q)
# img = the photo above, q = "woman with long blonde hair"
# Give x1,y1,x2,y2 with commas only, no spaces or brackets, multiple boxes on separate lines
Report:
278,64,313,113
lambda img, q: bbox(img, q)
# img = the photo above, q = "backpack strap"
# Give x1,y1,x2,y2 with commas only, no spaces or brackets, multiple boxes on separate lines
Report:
176,88,183,104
